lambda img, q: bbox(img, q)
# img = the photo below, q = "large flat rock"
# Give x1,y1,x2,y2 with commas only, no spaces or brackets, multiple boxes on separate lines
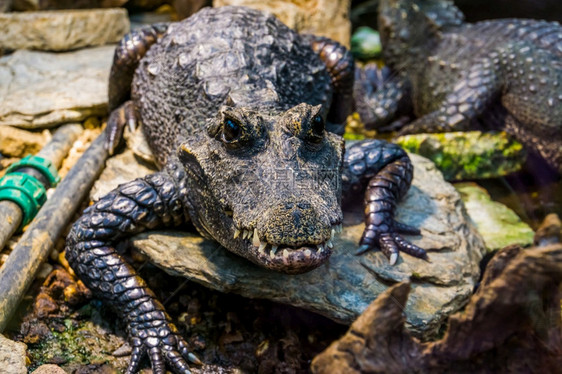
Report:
0,9,129,51
95,149,486,339
0,46,114,128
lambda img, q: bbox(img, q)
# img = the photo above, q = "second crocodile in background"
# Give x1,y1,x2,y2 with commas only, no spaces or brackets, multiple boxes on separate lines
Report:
65,6,427,373
355,0,562,173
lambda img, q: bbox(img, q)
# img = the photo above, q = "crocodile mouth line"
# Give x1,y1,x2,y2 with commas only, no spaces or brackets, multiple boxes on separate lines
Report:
232,223,343,268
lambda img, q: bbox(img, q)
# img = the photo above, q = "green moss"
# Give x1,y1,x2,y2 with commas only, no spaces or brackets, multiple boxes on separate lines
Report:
26,304,128,372
410,272,423,280
344,132,366,141
395,131,526,181
28,319,90,370
455,182,534,253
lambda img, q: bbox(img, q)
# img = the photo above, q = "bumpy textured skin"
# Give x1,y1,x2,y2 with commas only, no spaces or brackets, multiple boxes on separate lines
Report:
66,6,424,373
106,23,169,153
108,23,170,112
354,64,413,130
303,34,355,132
134,7,333,166
342,140,426,262
66,165,195,374
357,0,562,173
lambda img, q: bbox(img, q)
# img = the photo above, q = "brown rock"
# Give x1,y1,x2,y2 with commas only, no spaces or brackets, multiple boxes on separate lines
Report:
173,0,209,19
32,365,67,374
214,0,351,47
0,9,129,51
0,126,48,157
128,0,166,9
12,0,127,11
0,157,18,173
32,268,91,318
311,244,562,373
534,213,562,247
20,319,51,344
34,293,58,318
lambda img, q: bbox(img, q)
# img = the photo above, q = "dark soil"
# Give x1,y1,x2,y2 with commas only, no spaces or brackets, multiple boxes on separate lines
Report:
7,255,347,373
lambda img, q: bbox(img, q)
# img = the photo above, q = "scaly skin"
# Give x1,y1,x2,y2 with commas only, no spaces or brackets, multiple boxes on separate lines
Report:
106,23,169,152
355,0,562,173
66,6,426,373
342,140,426,264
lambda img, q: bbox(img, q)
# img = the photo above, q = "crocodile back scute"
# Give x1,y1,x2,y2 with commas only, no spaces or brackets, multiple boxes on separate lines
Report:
132,6,332,166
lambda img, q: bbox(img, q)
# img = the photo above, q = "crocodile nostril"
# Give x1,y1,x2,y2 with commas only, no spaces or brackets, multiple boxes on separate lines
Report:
284,201,311,211
292,210,301,225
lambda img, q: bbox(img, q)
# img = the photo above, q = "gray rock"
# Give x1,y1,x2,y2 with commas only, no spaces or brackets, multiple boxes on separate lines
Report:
456,182,534,253
0,46,114,129
0,0,11,12
120,153,485,339
0,333,26,374
123,125,157,165
90,149,158,201
0,9,129,51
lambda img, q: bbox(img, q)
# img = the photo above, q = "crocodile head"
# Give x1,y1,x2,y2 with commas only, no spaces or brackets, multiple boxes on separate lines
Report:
378,0,464,67
178,103,344,274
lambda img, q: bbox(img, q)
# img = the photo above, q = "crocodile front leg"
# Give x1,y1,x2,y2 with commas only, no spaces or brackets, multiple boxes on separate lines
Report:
399,55,500,135
106,23,169,154
353,63,413,130
303,34,355,133
65,165,200,373
342,140,427,265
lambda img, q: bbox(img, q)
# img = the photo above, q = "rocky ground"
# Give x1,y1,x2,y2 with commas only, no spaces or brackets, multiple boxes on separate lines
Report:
0,1,560,373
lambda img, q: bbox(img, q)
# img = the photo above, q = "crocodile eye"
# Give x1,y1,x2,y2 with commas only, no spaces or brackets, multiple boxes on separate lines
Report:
308,114,324,143
222,118,241,143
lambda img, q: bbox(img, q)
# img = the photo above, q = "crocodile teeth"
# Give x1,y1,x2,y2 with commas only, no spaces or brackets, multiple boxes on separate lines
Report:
316,244,324,253
252,228,260,247
244,230,251,239
233,229,240,239
304,249,312,258
283,249,290,259
269,246,276,258
338,224,343,233
389,253,398,266
330,229,335,241
326,240,333,249
271,246,278,255
259,242,267,255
